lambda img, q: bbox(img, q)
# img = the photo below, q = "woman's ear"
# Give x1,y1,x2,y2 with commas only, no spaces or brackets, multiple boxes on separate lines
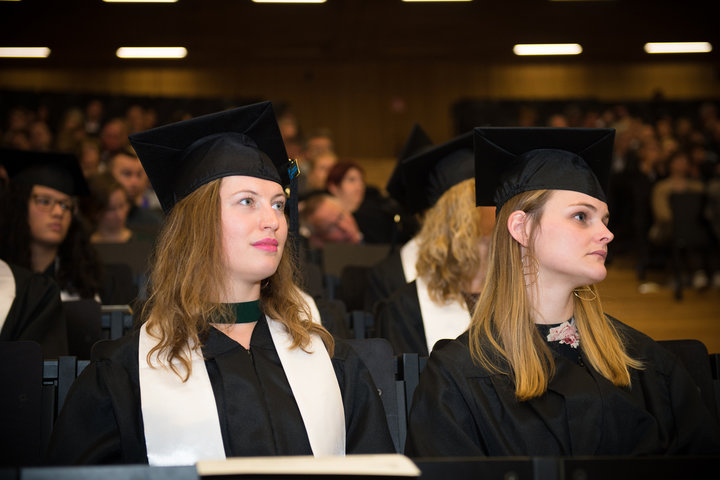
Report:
507,210,530,247
327,183,339,196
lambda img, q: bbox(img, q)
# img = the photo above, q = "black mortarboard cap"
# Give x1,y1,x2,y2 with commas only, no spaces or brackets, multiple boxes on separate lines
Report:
129,101,292,214
394,131,474,215
473,127,615,211
386,124,434,203
0,148,89,196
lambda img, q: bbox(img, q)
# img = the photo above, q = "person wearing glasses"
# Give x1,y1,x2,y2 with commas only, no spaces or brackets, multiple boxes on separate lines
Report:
0,149,102,302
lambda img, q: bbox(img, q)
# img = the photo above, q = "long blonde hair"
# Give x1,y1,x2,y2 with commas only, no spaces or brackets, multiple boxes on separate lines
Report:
143,178,333,380
415,178,494,305
468,189,642,401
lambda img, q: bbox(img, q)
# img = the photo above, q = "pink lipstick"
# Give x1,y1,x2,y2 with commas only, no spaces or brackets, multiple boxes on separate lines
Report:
252,238,279,252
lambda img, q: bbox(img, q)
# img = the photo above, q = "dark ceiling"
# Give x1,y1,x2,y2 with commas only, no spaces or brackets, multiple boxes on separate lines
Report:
1,0,718,68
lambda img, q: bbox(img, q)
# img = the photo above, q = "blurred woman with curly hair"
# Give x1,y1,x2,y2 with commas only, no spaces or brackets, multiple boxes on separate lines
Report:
375,133,494,356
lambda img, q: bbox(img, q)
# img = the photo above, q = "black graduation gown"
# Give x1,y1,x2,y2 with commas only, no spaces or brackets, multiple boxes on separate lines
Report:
405,319,720,457
0,261,68,358
45,316,394,464
364,251,406,314
375,281,428,356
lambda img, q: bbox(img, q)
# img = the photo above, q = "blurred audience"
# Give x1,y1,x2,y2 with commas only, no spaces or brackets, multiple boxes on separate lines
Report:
106,147,163,234
99,117,130,165
300,193,362,248
304,151,338,195
82,172,134,244
326,161,411,245
1,95,719,292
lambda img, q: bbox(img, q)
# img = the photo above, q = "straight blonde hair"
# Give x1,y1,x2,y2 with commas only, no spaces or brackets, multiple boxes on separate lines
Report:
468,189,642,401
143,178,333,380
415,178,495,305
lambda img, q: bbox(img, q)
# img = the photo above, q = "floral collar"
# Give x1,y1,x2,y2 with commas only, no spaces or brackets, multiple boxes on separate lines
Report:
545,318,580,349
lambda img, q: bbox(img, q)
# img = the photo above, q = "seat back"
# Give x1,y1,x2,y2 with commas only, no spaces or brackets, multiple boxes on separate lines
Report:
658,339,718,422
41,356,90,458
100,304,135,340
0,341,44,466
63,299,102,358
345,338,403,453
347,310,375,340
321,243,392,278
94,240,154,301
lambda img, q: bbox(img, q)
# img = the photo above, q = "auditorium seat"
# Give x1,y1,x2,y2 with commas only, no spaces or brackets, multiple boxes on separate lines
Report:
345,338,404,453
658,339,719,422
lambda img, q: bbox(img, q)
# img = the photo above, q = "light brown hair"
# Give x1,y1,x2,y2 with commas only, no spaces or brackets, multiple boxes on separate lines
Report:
415,178,494,304
143,178,333,380
468,189,643,400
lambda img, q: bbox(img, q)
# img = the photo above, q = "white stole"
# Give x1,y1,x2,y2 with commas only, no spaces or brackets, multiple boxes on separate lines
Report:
0,260,16,330
139,315,345,466
399,237,419,283
415,275,471,354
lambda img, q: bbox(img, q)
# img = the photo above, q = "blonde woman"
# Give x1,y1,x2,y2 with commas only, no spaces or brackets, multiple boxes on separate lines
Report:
47,103,393,465
406,128,720,456
376,178,494,356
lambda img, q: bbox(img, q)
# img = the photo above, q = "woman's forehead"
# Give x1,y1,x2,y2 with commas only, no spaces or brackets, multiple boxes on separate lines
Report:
32,184,72,200
220,175,284,194
547,189,609,213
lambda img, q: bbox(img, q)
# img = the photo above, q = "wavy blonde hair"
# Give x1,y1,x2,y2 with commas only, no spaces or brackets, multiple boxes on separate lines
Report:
143,178,333,380
415,178,495,305
468,189,643,401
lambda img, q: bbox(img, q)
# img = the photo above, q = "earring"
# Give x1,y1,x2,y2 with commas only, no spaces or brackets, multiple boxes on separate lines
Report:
521,254,539,286
573,286,597,301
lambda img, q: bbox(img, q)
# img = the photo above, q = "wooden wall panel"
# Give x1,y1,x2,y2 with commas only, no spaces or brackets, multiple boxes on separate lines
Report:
1,62,719,167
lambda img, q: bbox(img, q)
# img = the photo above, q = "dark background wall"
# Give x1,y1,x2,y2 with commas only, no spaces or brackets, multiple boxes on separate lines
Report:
1,0,719,162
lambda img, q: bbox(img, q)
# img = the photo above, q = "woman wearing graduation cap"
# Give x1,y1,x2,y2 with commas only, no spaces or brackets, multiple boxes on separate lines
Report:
374,132,495,356
0,149,102,302
46,102,394,465
405,128,720,457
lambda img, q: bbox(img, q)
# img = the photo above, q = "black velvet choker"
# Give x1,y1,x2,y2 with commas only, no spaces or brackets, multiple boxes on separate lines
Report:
229,300,263,324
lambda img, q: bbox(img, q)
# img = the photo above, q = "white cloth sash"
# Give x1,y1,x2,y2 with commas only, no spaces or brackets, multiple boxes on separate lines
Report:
139,315,345,466
399,237,419,283
0,260,16,330
266,317,345,457
415,275,471,354
139,323,225,466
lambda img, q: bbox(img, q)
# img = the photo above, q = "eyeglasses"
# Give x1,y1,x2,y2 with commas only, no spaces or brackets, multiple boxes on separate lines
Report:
31,194,75,214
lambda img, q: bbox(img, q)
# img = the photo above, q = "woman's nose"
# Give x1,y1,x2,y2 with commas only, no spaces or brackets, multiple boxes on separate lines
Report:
260,205,279,230
599,222,614,244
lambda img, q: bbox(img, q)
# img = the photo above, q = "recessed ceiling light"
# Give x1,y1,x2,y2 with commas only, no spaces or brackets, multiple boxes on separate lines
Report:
513,43,582,56
116,47,187,59
644,42,712,54
0,47,51,58
252,1,326,3
103,1,178,3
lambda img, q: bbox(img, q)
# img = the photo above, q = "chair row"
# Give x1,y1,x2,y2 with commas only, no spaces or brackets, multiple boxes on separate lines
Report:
3,336,718,465
0,337,423,464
